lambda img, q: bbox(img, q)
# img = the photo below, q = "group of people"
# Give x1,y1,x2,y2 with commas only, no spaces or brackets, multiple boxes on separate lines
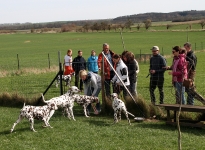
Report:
63,43,139,114
149,42,197,105
63,41,197,115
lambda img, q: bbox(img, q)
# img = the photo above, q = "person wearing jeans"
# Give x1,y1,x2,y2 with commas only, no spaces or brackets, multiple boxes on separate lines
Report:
184,42,197,105
167,46,187,104
79,70,101,115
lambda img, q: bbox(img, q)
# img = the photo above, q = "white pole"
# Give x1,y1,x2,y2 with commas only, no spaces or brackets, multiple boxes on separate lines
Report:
101,52,137,104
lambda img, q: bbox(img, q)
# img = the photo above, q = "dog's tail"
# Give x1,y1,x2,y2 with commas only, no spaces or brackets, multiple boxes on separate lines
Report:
23,102,26,108
41,93,48,103
127,111,135,118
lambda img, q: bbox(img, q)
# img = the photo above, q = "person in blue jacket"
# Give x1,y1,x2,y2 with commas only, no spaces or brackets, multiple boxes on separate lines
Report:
87,50,99,74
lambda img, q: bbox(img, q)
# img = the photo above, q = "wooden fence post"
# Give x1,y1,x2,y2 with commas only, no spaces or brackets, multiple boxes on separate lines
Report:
48,53,50,69
17,54,20,70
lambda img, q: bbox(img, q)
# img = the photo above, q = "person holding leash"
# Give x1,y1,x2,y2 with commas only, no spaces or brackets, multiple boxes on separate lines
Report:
79,70,101,115
184,42,197,105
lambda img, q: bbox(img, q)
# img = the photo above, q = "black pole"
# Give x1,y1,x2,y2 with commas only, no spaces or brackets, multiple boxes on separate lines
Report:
58,51,63,95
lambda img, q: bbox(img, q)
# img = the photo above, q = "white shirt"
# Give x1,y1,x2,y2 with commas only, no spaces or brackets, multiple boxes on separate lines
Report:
112,59,130,86
64,55,72,66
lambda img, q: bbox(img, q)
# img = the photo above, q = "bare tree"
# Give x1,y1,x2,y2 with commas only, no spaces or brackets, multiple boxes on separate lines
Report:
125,19,133,31
82,23,90,32
199,19,205,29
119,23,125,31
93,23,100,32
143,19,152,30
108,24,112,32
166,24,172,30
101,22,108,32
136,23,142,31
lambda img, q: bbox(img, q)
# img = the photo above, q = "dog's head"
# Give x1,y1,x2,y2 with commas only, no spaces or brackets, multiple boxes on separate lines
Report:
67,86,81,95
110,93,118,100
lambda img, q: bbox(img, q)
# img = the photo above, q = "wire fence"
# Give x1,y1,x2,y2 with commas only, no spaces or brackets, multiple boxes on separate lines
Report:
0,52,205,105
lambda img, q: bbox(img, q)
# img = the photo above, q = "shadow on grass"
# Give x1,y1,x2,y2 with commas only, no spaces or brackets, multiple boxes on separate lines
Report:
135,121,205,135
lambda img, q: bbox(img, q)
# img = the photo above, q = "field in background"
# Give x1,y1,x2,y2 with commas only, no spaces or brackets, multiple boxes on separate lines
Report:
0,28,205,149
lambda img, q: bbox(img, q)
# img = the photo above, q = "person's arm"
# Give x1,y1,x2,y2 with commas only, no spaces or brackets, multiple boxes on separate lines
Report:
97,54,102,70
90,76,98,96
155,57,167,73
135,60,140,74
116,68,128,84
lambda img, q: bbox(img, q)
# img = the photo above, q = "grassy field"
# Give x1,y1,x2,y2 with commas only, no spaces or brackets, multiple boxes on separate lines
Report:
0,28,205,149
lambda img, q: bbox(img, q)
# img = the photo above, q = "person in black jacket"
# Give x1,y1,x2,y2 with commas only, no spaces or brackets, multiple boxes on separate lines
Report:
149,46,167,105
122,51,138,96
184,42,197,105
72,50,86,91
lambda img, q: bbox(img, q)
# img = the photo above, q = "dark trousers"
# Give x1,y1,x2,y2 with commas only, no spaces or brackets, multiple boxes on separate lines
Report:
75,72,83,90
149,77,164,104
104,70,115,97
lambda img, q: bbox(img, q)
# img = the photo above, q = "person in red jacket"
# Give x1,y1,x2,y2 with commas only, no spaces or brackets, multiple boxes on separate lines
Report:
167,46,188,104
98,43,115,97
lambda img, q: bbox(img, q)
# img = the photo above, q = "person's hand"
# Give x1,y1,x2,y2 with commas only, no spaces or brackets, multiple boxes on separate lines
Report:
168,71,172,75
150,70,155,74
163,66,170,70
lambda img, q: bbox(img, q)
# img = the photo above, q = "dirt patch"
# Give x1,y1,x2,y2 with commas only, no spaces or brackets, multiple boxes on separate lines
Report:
24,40,30,43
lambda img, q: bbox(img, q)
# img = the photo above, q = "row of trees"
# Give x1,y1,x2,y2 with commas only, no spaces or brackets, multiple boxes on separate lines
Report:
71,19,152,32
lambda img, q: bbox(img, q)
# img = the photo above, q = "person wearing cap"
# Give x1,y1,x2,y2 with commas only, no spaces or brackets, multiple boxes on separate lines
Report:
149,46,167,105
184,42,197,105
87,50,99,74
79,70,101,115
72,50,87,91
98,43,115,98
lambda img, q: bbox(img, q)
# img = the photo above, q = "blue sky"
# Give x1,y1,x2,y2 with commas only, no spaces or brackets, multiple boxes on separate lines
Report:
1,0,205,24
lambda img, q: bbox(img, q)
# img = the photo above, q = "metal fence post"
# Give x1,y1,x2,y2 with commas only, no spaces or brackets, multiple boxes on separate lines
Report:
58,51,63,95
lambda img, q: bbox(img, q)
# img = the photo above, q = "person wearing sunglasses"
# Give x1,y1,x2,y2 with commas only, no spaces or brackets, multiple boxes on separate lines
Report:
167,46,188,104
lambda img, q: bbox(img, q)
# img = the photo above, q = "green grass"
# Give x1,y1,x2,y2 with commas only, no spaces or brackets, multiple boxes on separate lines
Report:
1,106,205,150
0,28,205,149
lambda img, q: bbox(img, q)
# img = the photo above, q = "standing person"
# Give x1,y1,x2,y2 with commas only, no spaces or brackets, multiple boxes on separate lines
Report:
79,70,101,115
122,51,138,96
184,42,197,105
149,46,167,105
111,54,130,99
72,50,86,91
87,50,99,74
98,43,115,98
64,49,74,75
167,46,187,104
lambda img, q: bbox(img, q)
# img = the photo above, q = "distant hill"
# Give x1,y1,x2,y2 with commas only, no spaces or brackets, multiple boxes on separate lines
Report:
0,10,205,30
113,10,205,23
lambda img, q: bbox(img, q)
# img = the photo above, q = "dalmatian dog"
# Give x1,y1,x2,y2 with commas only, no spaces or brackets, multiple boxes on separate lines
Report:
42,86,80,121
110,93,135,125
55,72,75,88
71,94,99,117
10,97,58,133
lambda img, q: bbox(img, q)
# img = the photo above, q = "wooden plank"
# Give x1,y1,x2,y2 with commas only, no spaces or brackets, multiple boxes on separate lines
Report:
156,104,205,113
166,121,205,128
